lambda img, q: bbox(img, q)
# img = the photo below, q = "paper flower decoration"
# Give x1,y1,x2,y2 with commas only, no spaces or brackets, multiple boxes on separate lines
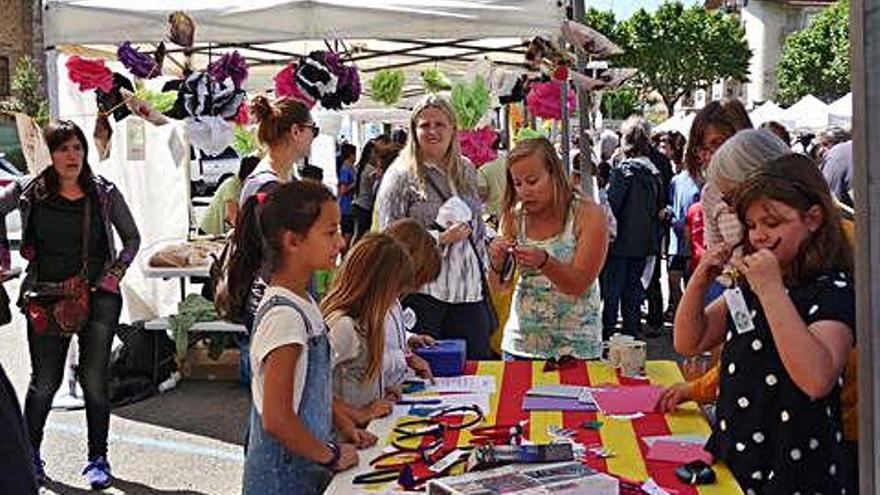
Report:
273,63,316,107
233,125,259,156
134,86,178,114
66,56,114,93
515,127,547,143
451,77,491,130
117,42,159,79
187,117,235,155
207,51,249,90
422,68,452,93
370,69,405,107
525,81,576,120
95,73,134,121
174,71,246,119
458,127,499,167
233,102,250,126
168,11,196,48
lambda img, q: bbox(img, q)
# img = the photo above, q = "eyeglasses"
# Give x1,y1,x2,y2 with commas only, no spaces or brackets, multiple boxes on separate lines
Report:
300,123,320,138
543,354,577,372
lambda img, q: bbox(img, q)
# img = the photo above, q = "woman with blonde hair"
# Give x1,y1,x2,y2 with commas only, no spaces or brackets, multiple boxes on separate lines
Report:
375,95,493,358
489,137,608,359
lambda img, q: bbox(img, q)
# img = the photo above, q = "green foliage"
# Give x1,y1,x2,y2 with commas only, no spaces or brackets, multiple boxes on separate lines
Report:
777,0,849,105
369,69,406,106
451,77,491,130
587,2,750,116
0,56,49,125
601,87,640,120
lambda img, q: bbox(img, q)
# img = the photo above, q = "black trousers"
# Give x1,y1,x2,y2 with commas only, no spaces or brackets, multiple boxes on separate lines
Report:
402,293,493,360
351,205,373,244
24,290,122,460
0,362,37,494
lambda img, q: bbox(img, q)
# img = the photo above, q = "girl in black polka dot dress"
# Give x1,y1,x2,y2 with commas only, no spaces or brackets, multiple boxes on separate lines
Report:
674,154,855,494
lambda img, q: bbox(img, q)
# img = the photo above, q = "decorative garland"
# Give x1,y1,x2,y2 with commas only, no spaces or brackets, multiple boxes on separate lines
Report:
369,69,405,106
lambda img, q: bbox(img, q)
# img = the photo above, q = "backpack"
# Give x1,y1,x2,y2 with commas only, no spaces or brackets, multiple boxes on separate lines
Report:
209,232,248,324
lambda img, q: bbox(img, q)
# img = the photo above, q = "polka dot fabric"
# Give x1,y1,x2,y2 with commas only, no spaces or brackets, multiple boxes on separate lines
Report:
705,271,855,493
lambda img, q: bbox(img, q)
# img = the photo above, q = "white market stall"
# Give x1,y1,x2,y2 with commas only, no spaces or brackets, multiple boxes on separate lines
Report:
828,92,853,128
780,94,831,131
653,112,695,136
749,100,794,129
41,0,565,320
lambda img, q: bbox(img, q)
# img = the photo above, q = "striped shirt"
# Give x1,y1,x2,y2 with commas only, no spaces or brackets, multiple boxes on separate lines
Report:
376,159,486,304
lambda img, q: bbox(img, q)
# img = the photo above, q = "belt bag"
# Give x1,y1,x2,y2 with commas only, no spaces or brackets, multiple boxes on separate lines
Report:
23,198,92,336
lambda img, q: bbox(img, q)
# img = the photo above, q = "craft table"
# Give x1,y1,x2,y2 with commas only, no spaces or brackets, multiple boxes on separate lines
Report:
142,265,210,301
325,360,742,495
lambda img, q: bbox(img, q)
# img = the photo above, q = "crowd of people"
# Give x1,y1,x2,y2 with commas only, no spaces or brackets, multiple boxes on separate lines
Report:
0,92,858,494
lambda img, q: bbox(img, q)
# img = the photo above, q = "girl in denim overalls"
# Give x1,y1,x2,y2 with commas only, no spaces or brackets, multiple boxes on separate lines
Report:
242,181,355,495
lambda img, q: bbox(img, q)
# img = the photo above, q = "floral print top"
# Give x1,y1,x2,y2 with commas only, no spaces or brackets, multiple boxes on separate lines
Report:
501,200,603,359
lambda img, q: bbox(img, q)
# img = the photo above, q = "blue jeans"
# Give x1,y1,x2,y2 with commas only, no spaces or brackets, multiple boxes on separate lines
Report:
600,256,648,337
242,296,333,495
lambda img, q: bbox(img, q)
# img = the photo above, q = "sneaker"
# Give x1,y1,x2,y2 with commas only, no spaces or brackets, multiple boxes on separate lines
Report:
82,457,112,490
33,452,47,485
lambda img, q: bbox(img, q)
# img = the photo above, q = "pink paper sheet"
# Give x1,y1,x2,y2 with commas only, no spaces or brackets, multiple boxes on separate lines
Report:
592,385,662,414
646,439,713,464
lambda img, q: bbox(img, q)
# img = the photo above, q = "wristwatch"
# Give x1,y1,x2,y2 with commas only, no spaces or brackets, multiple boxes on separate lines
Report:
320,441,340,470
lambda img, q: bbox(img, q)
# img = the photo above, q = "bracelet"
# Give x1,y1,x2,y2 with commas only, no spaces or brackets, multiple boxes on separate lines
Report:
320,441,340,470
536,250,550,270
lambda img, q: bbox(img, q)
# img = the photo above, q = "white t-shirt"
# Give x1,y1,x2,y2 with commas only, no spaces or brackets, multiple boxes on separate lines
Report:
250,286,326,416
383,302,411,387
327,314,361,368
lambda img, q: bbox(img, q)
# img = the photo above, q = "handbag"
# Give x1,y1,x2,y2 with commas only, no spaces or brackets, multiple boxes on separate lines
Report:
423,174,500,335
23,199,92,336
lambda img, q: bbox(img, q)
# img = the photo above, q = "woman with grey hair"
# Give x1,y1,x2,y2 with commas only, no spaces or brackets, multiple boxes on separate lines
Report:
374,95,492,358
601,117,664,337
704,129,791,252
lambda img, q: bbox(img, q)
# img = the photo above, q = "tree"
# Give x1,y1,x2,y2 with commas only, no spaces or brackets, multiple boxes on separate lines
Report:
601,87,640,120
586,2,750,117
0,55,49,125
777,0,849,105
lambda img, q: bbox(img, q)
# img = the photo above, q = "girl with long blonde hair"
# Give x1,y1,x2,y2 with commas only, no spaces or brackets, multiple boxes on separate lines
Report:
322,233,415,428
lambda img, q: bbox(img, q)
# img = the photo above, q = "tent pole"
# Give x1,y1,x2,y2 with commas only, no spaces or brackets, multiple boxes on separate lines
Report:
571,0,594,196
853,0,880,492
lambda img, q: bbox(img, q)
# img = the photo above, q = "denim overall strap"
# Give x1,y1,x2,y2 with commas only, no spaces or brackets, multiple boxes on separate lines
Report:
243,295,333,495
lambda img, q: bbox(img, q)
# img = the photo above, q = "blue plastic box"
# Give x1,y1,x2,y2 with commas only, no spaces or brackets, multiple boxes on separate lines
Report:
413,339,466,377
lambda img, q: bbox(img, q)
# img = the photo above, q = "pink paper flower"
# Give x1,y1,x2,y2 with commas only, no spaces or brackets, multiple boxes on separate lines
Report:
274,63,298,98
459,127,499,167
526,81,576,120
233,101,250,126
66,56,114,93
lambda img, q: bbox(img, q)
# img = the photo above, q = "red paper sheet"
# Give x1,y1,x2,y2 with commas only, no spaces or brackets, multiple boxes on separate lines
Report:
646,440,713,465
592,385,662,414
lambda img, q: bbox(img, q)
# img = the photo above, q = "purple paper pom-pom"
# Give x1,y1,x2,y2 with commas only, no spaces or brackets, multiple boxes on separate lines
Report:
117,42,159,79
207,51,249,90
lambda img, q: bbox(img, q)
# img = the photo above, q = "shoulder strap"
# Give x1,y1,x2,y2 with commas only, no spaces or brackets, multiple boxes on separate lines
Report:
254,294,315,337
423,172,489,290
80,197,91,277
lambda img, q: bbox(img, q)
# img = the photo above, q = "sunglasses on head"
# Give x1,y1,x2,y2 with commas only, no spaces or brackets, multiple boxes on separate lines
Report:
543,354,577,372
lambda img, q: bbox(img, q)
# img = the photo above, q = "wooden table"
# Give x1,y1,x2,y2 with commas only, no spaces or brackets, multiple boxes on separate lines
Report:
325,360,742,494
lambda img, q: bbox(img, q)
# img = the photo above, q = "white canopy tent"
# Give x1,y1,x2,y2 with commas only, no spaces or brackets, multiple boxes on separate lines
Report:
749,100,794,129
780,94,831,131
40,0,565,320
43,0,561,45
828,92,853,128
652,112,695,136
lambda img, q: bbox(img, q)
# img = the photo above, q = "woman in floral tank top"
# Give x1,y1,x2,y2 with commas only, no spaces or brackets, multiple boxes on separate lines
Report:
489,138,609,359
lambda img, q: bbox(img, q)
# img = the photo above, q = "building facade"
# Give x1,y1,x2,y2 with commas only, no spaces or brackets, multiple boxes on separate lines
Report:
706,0,836,106
0,0,42,100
